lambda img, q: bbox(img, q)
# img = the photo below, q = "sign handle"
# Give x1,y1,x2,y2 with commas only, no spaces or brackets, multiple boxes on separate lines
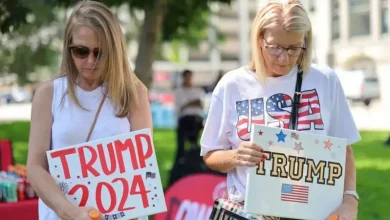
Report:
89,209,100,220
327,214,339,220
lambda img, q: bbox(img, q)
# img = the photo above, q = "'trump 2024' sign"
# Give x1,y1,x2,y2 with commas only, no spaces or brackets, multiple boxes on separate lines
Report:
47,128,167,219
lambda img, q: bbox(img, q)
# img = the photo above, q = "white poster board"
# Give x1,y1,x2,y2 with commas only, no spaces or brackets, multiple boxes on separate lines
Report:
244,124,347,220
46,128,167,219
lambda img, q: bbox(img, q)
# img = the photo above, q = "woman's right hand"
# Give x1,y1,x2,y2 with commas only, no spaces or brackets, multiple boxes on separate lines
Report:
68,206,103,220
234,141,266,167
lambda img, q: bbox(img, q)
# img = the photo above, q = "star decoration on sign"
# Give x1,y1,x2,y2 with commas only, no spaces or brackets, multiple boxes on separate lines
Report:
293,142,304,154
291,132,299,140
276,130,287,143
268,140,273,147
315,139,319,144
331,152,337,160
258,130,264,136
324,139,334,151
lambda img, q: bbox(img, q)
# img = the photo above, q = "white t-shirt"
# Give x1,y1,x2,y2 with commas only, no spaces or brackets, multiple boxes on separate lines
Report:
200,64,361,201
174,86,205,117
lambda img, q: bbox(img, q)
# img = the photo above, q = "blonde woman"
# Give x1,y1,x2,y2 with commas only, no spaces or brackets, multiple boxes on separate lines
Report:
201,1,360,219
27,1,151,220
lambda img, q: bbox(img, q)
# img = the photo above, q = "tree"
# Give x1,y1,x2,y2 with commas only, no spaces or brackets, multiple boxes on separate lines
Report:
0,0,31,33
5,0,232,88
0,0,61,85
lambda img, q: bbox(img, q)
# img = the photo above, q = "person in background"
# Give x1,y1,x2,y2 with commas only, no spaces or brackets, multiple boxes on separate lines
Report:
26,1,151,220
174,69,205,162
200,0,360,219
385,134,390,146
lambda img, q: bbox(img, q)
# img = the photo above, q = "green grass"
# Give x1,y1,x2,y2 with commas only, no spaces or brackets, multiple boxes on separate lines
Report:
1,121,390,219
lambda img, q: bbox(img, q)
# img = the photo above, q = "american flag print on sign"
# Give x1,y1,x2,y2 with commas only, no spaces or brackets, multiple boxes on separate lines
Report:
281,183,309,204
297,89,324,130
266,93,292,129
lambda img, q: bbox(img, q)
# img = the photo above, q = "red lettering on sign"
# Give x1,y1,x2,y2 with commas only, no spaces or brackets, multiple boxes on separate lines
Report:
68,184,89,207
97,143,116,175
78,146,100,178
113,178,136,212
135,134,153,169
131,174,151,208
96,182,116,213
50,148,76,179
115,138,139,171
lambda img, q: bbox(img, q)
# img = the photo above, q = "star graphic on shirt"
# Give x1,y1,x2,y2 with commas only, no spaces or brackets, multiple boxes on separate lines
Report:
293,142,304,154
258,130,264,136
276,130,287,143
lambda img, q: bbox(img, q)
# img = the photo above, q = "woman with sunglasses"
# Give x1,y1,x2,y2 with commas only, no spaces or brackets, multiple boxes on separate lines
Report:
201,1,360,219
26,1,151,220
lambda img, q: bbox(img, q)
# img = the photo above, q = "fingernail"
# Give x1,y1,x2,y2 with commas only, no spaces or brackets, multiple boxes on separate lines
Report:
256,162,260,165
262,154,267,158
260,149,264,153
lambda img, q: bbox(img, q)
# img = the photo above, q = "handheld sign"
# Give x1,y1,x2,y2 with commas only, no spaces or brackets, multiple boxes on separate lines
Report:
244,125,347,220
46,128,167,219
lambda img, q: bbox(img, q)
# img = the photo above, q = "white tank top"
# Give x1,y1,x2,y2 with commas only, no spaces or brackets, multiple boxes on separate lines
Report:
38,77,147,220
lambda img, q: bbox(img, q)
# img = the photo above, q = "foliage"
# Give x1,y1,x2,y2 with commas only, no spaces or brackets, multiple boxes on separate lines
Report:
0,0,62,84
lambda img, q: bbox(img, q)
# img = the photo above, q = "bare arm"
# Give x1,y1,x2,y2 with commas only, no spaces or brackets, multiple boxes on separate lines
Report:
128,82,153,132
343,145,358,205
26,81,76,219
203,142,264,173
203,150,237,173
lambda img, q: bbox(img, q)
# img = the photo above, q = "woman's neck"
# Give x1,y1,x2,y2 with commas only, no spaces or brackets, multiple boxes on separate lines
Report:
76,77,101,91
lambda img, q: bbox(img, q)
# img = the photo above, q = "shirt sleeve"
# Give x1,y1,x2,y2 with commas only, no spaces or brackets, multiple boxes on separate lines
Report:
328,72,361,145
200,93,232,156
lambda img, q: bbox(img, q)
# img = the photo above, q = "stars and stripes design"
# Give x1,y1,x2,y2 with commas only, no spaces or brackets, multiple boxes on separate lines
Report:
250,98,265,125
236,100,251,140
235,98,266,140
104,212,126,220
234,89,324,140
297,90,324,130
281,183,309,204
266,93,292,128
324,139,333,151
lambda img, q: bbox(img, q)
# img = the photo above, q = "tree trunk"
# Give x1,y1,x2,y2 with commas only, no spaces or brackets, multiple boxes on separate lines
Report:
133,0,167,89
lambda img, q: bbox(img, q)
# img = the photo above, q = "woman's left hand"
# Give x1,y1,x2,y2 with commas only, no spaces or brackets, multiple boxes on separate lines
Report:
327,198,358,220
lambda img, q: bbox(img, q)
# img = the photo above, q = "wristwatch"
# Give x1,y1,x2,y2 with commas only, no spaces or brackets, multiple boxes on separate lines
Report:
344,190,359,201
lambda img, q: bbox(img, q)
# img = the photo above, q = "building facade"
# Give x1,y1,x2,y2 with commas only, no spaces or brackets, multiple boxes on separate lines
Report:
306,0,390,104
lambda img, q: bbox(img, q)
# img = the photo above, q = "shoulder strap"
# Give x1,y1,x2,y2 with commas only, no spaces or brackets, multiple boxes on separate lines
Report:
289,69,303,131
86,93,106,142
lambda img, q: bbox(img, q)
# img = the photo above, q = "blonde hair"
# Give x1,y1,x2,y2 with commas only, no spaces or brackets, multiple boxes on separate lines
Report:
249,0,312,81
60,1,139,117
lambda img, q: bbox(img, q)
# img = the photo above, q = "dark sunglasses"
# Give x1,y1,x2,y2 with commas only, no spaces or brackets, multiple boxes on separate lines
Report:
69,45,102,59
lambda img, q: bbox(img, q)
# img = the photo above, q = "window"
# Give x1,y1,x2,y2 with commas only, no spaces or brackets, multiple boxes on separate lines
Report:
331,0,340,40
382,0,389,33
349,0,371,37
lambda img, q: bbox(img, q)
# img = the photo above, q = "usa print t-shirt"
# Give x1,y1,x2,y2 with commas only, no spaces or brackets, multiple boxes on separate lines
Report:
200,64,361,201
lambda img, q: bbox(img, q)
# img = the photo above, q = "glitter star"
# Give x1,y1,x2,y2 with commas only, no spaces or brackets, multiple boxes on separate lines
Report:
293,142,304,154
276,130,287,143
